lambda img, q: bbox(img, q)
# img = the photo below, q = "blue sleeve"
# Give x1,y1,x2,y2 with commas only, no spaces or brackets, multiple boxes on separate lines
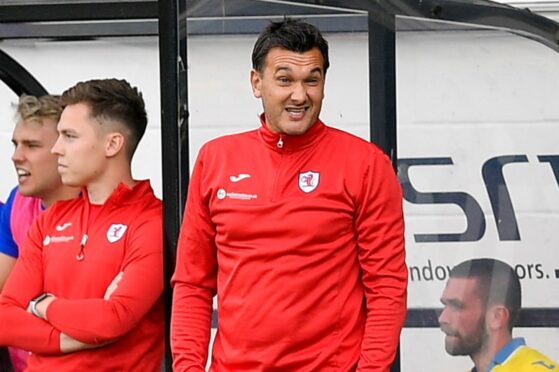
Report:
0,187,19,258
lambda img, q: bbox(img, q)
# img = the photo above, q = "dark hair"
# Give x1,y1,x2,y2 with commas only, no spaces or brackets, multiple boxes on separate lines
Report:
450,258,521,331
60,78,147,159
252,18,329,74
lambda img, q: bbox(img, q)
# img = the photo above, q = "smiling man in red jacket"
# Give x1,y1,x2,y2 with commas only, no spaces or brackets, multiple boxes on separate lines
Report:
171,18,408,371
0,79,164,371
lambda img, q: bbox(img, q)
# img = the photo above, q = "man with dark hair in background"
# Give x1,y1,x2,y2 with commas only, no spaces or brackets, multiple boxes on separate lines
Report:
0,94,80,371
439,258,556,371
0,79,164,371
171,18,407,371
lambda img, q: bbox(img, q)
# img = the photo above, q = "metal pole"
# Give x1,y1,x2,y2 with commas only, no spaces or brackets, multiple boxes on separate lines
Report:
368,10,401,372
368,10,397,166
158,0,189,370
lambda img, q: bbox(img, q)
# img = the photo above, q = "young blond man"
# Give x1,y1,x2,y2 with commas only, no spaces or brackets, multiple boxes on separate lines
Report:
0,95,79,371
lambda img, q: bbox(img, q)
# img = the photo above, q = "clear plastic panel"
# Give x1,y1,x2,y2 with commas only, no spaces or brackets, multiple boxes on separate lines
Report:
0,0,147,4
186,0,369,166
0,83,18,195
396,15,559,370
187,1,559,370
2,0,556,370
0,37,161,198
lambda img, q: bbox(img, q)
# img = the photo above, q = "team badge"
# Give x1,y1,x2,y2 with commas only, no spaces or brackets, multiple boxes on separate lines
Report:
299,171,320,193
107,224,128,243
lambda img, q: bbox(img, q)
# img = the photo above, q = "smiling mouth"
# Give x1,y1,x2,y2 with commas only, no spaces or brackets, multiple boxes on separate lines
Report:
16,168,30,179
285,107,308,119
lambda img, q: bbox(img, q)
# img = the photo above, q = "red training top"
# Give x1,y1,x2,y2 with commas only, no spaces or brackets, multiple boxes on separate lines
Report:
171,117,408,371
0,180,164,371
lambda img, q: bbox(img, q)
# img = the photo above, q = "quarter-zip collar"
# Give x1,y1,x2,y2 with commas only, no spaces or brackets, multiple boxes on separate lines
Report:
257,113,327,152
76,180,153,261
81,179,152,207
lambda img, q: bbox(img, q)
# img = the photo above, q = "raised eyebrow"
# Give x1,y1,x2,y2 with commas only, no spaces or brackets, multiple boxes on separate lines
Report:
309,67,323,76
274,66,292,74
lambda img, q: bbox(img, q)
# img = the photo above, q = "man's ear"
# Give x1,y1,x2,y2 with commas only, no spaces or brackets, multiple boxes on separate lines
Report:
105,132,125,158
486,304,510,332
250,69,262,98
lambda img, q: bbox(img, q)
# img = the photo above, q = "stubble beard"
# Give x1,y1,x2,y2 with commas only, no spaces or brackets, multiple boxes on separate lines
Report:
444,317,487,356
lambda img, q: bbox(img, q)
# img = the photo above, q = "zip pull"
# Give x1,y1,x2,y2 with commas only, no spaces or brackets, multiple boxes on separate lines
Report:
277,136,284,149
76,234,88,261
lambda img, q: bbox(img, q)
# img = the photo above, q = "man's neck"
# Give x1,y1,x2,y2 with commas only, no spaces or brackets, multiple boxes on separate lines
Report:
86,170,134,205
41,186,81,208
471,334,512,372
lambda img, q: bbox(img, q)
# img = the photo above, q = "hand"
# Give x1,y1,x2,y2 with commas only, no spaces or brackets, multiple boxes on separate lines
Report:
104,271,124,300
60,332,112,353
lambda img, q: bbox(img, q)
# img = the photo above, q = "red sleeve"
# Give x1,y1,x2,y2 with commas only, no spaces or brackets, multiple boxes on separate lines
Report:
0,216,62,354
45,213,163,344
171,145,217,371
356,150,408,371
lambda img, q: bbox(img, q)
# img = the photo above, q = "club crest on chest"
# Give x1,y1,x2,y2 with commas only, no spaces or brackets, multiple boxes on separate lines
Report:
107,224,128,243
299,171,320,193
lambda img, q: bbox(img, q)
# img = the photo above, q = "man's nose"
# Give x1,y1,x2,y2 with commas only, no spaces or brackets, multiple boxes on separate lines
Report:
51,136,62,155
438,307,448,326
11,146,24,163
290,82,307,102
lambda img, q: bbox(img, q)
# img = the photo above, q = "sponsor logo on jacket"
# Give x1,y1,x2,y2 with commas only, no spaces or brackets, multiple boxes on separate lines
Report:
43,235,74,246
217,189,258,201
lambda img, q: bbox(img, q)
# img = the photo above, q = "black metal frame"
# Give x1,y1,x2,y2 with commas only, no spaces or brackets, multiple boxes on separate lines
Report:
1,1,559,371
0,49,48,96
158,0,189,370
0,1,157,23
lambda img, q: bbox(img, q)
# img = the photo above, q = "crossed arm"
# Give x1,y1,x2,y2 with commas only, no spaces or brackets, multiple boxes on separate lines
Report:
30,272,123,352
0,215,163,355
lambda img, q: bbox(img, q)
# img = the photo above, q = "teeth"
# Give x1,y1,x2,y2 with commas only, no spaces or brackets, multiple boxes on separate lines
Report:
286,107,306,112
16,169,30,176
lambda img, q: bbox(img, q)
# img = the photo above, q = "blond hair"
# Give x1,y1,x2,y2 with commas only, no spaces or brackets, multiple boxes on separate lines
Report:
16,94,62,125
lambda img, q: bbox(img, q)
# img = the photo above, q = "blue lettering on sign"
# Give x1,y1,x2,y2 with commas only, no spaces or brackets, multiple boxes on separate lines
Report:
482,155,528,241
398,154,558,243
398,157,485,243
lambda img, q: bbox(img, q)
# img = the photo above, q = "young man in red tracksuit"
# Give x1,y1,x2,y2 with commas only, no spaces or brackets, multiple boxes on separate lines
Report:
0,79,164,371
171,19,408,371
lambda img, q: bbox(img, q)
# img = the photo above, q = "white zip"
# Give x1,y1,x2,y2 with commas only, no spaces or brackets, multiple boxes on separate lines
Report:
277,136,284,149
76,234,88,261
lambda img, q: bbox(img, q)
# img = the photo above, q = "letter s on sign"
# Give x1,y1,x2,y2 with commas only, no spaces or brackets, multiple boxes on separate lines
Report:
398,157,486,243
